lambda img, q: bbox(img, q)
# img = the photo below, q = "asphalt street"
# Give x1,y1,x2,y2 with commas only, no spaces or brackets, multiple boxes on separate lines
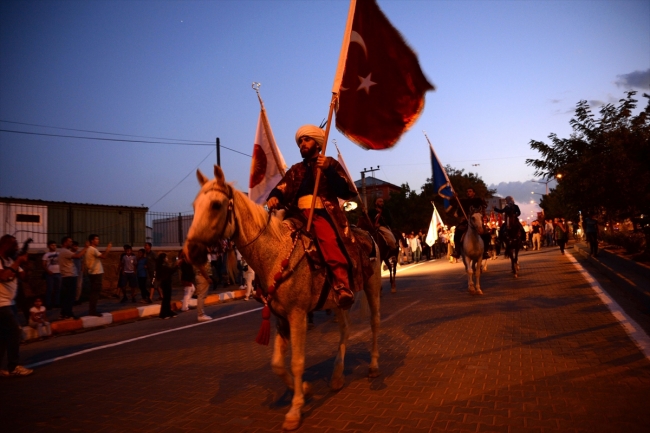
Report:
2,244,650,433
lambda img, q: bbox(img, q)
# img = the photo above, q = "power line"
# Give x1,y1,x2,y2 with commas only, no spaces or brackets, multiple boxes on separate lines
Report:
0,128,252,157
0,119,212,144
148,149,216,209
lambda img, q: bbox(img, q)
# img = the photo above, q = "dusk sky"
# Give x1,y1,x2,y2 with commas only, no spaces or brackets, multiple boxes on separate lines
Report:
1,0,649,222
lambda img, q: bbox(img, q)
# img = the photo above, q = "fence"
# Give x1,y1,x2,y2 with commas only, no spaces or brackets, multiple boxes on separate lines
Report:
1,200,194,248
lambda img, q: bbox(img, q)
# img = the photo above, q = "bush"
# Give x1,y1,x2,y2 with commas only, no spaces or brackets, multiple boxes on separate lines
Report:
601,231,645,254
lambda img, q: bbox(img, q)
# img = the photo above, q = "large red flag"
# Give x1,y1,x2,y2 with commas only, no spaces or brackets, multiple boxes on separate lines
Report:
335,0,434,150
248,109,286,205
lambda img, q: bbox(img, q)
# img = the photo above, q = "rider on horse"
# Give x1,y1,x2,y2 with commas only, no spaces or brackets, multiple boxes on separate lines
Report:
367,198,398,251
266,125,358,309
450,187,491,260
493,196,525,244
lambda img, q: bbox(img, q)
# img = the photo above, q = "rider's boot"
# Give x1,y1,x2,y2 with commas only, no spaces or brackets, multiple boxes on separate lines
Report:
333,285,354,310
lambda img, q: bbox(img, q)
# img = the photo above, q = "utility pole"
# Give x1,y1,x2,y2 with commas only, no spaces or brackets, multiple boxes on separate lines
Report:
216,137,221,167
360,166,380,209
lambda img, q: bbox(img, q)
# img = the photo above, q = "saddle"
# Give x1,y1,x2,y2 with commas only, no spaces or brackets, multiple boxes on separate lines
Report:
282,212,375,311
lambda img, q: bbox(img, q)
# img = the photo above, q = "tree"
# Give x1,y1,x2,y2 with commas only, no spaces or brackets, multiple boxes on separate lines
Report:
383,167,495,234
527,91,650,252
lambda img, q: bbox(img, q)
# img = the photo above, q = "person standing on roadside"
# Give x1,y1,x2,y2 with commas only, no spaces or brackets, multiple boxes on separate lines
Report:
545,220,554,247
143,243,158,301
554,218,568,254
85,234,112,317
583,214,599,257
42,240,61,310
156,253,176,320
57,236,88,320
531,220,542,251
0,234,34,376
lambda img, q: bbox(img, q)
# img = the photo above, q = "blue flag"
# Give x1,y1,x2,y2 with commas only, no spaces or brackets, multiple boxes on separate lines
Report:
429,144,453,211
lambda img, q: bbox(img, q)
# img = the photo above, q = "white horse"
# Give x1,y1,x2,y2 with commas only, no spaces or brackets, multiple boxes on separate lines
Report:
461,212,486,295
183,166,381,431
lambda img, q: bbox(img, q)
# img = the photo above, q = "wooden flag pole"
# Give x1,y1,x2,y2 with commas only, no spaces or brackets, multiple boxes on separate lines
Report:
423,131,468,221
333,140,374,230
253,82,286,176
306,0,357,231
306,93,338,232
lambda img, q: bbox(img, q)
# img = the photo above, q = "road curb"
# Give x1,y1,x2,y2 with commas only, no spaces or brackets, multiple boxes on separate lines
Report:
574,243,650,311
21,288,247,342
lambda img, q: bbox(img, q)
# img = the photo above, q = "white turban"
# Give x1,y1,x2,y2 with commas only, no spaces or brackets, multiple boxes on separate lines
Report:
295,125,325,147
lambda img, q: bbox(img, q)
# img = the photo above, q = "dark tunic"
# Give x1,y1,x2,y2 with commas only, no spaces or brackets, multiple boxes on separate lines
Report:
268,157,372,289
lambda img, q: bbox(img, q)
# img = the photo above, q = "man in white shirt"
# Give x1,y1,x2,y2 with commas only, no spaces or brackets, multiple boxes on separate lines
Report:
58,236,88,319
0,235,33,376
85,234,112,317
42,240,61,310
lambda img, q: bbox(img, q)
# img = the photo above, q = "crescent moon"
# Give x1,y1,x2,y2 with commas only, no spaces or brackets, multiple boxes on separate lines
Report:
350,31,368,59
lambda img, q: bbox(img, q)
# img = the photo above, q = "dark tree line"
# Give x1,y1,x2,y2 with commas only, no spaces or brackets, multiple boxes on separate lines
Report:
347,167,494,235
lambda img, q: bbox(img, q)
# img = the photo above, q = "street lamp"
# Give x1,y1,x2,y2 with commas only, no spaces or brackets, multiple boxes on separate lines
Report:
532,174,561,195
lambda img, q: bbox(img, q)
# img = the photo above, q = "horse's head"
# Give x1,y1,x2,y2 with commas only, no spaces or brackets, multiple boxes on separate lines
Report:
183,165,235,265
469,212,485,235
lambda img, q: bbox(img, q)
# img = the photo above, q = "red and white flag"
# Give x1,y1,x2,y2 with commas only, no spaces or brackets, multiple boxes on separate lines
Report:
334,0,434,150
248,110,286,205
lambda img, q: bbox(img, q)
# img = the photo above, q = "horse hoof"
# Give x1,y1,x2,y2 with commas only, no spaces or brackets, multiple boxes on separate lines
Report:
475,288,483,295
302,381,313,398
368,367,381,378
282,417,301,431
330,377,344,391
390,288,396,293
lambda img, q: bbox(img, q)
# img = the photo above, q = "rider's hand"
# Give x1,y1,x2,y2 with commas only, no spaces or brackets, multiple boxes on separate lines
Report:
267,197,279,210
315,155,329,170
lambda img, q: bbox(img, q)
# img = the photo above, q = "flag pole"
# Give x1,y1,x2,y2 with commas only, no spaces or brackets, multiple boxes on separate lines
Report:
423,131,467,221
252,82,285,176
306,0,358,232
334,139,374,229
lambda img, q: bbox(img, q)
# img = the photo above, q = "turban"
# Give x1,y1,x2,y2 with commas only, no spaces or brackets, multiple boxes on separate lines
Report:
295,125,325,147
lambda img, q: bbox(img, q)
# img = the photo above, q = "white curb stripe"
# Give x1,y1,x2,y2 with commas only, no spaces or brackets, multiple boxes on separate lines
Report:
566,253,650,360
26,306,263,369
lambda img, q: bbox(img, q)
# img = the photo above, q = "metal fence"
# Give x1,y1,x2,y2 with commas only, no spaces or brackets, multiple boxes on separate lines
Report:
1,201,194,248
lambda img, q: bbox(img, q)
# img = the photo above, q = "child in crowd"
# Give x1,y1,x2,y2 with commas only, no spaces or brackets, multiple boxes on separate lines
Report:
241,259,255,301
29,298,52,338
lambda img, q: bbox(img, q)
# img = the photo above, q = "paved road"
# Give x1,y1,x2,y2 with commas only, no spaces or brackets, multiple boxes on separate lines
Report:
3,245,650,433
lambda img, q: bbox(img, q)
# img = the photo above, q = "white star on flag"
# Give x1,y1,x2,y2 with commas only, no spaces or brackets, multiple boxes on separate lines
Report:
357,73,376,94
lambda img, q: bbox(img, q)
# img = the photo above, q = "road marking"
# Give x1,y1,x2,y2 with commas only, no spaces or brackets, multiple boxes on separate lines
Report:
381,261,427,277
350,300,420,340
26,307,263,369
567,253,650,360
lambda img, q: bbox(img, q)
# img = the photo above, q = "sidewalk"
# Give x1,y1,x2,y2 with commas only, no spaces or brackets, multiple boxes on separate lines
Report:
20,283,249,342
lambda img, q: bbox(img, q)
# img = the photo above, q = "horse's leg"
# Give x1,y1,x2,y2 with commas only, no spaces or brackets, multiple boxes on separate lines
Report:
330,308,350,390
475,258,483,295
365,273,381,378
465,256,476,294
282,310,308,431
271,332,293,390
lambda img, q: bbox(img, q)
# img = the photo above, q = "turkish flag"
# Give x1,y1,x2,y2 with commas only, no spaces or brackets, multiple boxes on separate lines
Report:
335,0,434,150
248,110,286,205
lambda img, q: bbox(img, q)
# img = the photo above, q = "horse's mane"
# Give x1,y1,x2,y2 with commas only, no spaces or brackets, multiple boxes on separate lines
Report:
229,184,283,240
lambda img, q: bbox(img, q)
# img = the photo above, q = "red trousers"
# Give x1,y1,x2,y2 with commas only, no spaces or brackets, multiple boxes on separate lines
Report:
303,210,350,290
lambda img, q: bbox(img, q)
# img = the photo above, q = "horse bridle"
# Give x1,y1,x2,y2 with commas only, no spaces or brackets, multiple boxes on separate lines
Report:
209,183,270,250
